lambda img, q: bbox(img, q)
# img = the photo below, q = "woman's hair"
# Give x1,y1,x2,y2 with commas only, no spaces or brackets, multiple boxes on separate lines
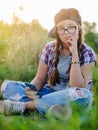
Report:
48,27,82,86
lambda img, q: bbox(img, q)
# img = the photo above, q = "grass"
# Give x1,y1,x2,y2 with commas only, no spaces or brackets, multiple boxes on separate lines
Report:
0,60,98,130
0,63,98,130
0,104,97,130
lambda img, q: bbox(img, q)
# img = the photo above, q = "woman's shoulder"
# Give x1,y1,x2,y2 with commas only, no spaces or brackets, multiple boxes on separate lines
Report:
43,40,55,52
40,41,55,56
40,41,55,64
45,40,55,47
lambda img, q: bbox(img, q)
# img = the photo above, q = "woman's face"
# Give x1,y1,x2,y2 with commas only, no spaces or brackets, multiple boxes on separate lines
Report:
56,19,80,48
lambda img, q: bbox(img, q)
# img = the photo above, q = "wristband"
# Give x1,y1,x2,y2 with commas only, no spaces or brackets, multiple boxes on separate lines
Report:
71,61,80,64
25,82,37,90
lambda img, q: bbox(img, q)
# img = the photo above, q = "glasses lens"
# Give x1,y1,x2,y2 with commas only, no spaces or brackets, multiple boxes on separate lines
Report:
57,27,65,35
57,25,77,35
67,26,76,34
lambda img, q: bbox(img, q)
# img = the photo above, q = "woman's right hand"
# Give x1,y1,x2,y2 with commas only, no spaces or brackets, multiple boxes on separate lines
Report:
25,87,39,100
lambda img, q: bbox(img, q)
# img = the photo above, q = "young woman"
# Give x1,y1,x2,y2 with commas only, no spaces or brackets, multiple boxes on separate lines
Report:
1,8,96,116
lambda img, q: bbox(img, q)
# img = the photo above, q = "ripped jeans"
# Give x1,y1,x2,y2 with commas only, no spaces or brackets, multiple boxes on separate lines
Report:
1,80,93,114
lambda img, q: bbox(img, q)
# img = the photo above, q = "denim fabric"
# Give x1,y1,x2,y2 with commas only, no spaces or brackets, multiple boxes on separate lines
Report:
1,80,56,102
1,80,32,102
1,80,93,114
34,87,93,114
38,86,55,97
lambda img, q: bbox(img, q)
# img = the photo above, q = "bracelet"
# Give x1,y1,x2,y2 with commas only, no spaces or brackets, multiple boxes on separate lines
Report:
71,61,80,64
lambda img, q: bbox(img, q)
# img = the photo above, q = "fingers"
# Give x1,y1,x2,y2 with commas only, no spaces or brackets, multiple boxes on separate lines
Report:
29,91,39,100
25,87,31,92
71,35,79,41
28,94,39,100
66,35,78,46
26,87,31,95
25,87,39,100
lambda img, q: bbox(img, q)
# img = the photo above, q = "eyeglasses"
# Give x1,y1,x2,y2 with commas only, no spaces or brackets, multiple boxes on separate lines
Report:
57,25,77,35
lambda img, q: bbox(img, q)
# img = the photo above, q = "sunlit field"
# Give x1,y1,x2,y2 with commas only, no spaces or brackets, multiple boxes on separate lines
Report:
0,19,50,84
0,19,98,130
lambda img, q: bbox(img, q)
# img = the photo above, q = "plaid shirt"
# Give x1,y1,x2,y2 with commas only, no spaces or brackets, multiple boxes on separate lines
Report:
40,41,96,90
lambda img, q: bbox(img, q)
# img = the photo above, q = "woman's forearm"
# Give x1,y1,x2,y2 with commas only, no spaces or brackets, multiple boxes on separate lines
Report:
31,77,45,90
70,52,85,87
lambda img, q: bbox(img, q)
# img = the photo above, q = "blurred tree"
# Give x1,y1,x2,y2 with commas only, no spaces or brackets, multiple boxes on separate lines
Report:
83,21,98,53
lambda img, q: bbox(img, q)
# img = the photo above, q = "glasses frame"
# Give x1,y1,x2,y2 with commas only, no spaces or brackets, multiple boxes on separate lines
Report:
57,25,77,35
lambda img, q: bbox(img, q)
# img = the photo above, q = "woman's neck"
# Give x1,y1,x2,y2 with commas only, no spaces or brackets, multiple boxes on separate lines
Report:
60,47,70,57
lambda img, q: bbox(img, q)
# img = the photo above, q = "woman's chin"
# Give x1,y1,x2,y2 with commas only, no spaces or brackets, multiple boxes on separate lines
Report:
61,43,69,49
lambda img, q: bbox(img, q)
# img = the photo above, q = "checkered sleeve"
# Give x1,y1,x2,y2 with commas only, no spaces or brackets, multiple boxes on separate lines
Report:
39,44,49,64
39,41,55,65
80,43,97,66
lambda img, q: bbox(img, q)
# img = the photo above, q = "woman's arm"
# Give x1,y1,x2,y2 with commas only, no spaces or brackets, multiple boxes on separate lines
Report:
70,60,94,87
31,60,48,90
66,35,95,88
80,62,95,87
69,51,84,87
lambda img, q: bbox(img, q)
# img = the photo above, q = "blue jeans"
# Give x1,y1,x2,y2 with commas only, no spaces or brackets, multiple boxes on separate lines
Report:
1,80,55,101
1,80,93,114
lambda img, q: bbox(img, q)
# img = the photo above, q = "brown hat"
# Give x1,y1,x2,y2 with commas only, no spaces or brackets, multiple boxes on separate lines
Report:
48,8,82,38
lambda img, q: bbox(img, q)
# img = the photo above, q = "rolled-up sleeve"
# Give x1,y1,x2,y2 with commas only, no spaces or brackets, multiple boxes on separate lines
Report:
80,43,96,66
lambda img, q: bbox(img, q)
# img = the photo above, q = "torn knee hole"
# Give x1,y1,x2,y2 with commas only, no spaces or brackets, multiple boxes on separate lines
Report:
76,90,83,97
